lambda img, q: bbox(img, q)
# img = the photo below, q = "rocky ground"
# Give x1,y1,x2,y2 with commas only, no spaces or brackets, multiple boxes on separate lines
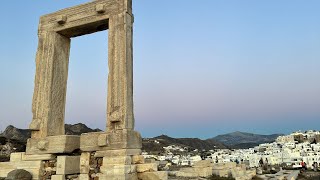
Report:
298,171,320,180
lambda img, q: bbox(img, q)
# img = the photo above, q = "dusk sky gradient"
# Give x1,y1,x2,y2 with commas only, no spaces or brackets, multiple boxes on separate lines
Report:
0,1,319,138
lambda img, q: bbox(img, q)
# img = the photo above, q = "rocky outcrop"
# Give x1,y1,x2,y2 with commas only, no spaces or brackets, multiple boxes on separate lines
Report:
64,123,101,135
1,126,31,143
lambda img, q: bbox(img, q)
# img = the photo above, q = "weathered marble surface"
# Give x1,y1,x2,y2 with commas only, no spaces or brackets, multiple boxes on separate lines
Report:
80,130,142,151
26,135,80,154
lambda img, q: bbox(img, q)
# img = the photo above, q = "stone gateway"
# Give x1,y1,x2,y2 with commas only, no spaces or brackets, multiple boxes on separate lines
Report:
29,0,135,139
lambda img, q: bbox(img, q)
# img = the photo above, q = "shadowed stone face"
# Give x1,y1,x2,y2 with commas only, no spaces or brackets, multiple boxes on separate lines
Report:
29,0,134,139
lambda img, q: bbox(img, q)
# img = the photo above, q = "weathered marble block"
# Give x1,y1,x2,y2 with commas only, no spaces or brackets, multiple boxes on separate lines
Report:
132,155,145,164
9,152,23,162
80,152,91,174
22,153,56,161
138,171,168,180
98,173,138,180
103,156,132,165
26,135,80,154
79,174,90,180
136,163,158,173
56,156,80,175
100,164,136,175
51,174,65,180
80,130,142,151
94,149,141,157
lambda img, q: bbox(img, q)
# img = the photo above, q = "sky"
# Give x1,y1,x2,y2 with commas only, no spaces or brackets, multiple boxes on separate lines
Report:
0,1,319,139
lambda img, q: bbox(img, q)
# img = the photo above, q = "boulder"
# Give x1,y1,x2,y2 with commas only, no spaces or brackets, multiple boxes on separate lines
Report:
5,169,32,180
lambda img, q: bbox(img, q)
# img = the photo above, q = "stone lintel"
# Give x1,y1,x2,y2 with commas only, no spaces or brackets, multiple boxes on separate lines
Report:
26,135,80,155
38,0,132,38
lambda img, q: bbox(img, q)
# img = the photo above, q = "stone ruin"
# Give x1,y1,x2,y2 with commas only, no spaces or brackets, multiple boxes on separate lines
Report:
0,0,168,179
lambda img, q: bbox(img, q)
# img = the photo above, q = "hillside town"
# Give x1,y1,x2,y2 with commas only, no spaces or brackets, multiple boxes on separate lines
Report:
140,130,320,179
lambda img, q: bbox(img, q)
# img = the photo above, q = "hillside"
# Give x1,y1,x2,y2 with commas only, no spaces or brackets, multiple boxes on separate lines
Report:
1,125,31,143
143,135,228,154
211,131,283,148
64,123,101,135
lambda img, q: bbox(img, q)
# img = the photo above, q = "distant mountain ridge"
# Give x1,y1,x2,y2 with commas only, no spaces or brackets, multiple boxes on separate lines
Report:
1,125,31,143
210,131,283,148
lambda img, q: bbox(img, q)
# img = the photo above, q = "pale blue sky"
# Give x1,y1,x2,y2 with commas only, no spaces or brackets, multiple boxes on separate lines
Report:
0,1,319,138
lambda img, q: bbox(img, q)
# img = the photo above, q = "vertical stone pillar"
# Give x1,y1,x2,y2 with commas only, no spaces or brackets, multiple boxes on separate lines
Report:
29,31,70,138
107,11,134,131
